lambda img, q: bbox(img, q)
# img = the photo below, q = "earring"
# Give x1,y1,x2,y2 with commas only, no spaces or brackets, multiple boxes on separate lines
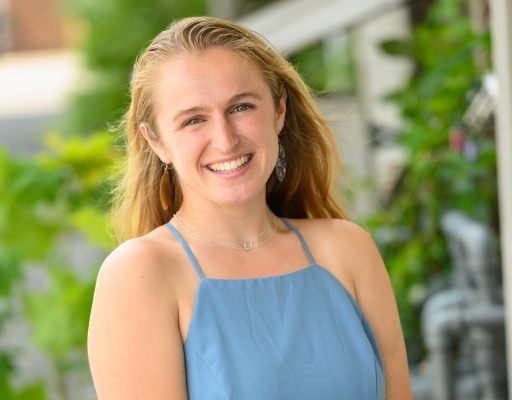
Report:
160,163,172,210
275,142,287,182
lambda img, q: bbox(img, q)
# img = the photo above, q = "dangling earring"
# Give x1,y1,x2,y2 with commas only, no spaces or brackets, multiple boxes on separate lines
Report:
275,141,287,182
160,163,172,210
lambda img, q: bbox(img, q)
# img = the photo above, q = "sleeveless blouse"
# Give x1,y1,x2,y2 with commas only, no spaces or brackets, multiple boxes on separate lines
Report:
166,219,385,399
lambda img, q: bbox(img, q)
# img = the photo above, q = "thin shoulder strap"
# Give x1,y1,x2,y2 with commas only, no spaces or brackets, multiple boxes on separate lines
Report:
281,218,317,265
165,222,205,280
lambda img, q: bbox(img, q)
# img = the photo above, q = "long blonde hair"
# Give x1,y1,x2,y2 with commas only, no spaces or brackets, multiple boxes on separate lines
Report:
111,16,349,243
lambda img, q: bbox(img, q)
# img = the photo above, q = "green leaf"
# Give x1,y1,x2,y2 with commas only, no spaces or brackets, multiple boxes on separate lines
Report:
71,207,114,250
0,377,47,400
10,383,47,400
65,0,208,131
380,39,417,58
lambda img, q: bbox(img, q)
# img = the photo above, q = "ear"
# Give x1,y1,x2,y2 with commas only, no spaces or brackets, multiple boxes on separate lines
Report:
276,87,287,133
139,123,170,164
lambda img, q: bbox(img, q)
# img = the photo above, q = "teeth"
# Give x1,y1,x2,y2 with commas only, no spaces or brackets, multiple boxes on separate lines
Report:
208,155,249,173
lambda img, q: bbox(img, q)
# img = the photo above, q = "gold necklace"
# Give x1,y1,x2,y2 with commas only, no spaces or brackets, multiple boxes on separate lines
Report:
174,212,269,246
173,212,277,250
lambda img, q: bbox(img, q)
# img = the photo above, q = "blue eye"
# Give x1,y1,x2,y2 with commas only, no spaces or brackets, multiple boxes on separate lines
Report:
185,118,201,126
234,104,250,112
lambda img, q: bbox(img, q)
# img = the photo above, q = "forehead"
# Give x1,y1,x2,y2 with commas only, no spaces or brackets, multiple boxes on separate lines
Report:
153,47,271,113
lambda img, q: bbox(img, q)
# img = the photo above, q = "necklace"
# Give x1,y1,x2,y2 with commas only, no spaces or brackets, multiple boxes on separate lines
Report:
174,211,269,246
173,212,277,250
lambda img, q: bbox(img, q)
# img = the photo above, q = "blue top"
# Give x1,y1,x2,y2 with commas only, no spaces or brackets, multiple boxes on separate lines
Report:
166,219,385,400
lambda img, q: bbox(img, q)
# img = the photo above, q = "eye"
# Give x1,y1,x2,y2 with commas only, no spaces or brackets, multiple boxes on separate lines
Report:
184,117,202,126
233,104,251,112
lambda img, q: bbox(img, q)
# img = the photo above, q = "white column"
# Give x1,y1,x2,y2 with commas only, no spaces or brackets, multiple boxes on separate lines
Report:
353,6,412,130
490,0,512,394
352,6,412,207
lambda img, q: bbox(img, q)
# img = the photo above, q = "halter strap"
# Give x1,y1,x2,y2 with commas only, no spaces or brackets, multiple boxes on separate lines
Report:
165,222,205,280
281,218,317,265
166,219,316,278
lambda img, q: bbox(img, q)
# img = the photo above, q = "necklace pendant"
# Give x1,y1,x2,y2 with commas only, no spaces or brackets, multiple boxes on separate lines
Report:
173,212,276,251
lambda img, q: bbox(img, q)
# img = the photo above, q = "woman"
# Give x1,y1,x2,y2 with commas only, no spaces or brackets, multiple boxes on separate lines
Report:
88,16,412,399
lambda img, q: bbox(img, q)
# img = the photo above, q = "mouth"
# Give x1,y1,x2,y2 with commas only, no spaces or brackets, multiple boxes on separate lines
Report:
206,154,252,173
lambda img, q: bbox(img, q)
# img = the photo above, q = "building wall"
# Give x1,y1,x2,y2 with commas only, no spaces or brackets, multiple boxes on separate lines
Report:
8,0,64,51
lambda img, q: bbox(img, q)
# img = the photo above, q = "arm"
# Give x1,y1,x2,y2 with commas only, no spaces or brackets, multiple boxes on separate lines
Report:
347,223,412,399
87,239,188,400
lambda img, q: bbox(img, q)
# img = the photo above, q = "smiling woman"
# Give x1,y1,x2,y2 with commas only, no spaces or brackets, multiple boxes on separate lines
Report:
140,47,288,212
87,16,412,400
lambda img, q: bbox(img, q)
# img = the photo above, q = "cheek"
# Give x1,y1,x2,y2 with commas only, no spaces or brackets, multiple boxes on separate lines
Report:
240,111,279,138
167,135,205,168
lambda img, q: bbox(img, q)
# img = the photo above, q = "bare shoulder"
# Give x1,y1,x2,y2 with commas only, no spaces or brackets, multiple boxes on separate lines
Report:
285,217,373,247
286,217,391,310
285,218,379,298
88,226,189,399
287,218,412,398
97,227,180,290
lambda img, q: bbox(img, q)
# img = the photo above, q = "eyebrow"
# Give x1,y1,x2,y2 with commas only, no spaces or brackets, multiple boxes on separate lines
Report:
172,91,263,122
230,91,263,103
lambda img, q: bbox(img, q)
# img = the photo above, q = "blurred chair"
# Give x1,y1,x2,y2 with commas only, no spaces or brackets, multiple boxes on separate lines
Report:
418,211,506,400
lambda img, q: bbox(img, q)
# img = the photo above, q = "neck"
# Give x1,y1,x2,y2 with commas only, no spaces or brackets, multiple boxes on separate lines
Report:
176,198,272,243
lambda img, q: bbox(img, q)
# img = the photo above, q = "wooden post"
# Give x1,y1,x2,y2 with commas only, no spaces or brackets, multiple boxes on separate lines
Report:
490,0,512,394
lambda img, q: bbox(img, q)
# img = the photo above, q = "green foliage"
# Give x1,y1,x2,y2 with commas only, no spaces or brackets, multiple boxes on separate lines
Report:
24,264,97,370
0,148,66,262
0,1,219,396
0,132,117,398
0,378,47,400
290,36,357,94
66,0,207,132
367,0,496,363
290,44,328,92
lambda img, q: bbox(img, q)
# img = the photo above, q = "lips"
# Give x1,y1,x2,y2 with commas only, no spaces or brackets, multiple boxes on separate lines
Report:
207,154,251,173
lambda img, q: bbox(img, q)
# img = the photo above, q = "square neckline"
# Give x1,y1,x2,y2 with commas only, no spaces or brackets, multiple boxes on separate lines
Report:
199,263,316,282
165,217,316,281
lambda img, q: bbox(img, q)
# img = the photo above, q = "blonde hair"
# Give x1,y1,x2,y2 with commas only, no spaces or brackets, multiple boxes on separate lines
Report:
111,16,349,242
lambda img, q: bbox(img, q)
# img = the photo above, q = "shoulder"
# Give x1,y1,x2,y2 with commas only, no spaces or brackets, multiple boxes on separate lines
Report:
285,217,372,245
88,225,189,398
90,227,181,335
89,224,188,351
96,225,188,293
284,218,379,297
287,218,412,397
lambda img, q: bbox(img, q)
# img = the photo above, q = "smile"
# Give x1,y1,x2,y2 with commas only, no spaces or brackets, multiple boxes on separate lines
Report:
207,154,251,173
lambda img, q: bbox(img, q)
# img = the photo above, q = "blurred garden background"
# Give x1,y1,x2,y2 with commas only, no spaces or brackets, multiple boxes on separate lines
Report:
0,0,505,398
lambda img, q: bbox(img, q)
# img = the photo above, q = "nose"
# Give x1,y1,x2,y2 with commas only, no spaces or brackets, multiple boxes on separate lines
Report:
211,115,239,152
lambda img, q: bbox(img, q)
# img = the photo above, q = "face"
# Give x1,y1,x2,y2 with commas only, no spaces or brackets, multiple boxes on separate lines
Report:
141,47,287,208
